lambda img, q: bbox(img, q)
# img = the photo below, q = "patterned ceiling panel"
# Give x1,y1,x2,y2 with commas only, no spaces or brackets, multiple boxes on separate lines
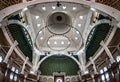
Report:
0,0,22,10
96,0,120,11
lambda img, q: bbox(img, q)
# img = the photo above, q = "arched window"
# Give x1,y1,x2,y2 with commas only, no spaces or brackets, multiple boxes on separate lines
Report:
100,67,109,82
116,56,120,69
10,73,14,80
103,67,107,72
15,69,19,73
10,67,19,81
103,67,109,81
116,56,120,62
100,69,103,74
100,69,105,81
14,75,17,81
11,67,15,72
0,56,3,62
56,79,63,82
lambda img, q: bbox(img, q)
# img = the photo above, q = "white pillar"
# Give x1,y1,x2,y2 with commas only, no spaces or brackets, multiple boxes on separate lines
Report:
78,52,88,75
31,50,41,75
100,41,115,63
21,57,29,74
22,0,27,3
117,22,120,28
91,0,95,2
117,45,120,53
89,57,98,74
3,40,18,63
78,70,82,81
37,71,41,80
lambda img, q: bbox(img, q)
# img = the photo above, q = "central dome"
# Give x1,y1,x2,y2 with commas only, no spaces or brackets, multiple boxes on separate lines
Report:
47,12,71,34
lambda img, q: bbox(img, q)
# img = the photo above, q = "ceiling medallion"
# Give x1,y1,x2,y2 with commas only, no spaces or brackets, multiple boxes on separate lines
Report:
47,35,70,51
47,12,72,35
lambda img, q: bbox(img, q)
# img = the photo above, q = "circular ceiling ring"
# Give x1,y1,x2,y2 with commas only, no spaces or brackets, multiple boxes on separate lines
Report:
35,23,84,52
46,23,72,35
46,12,72,35
73,27,84,51
34,26,45,51
62,27,84,53
46,34,71,51
34,23,71,50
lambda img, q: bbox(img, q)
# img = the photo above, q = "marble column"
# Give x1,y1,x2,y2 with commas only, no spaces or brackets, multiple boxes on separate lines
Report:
3,40,18,63
100,41,115,64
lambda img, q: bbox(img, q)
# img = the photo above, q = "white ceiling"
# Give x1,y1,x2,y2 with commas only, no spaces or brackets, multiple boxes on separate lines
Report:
25,2,92,53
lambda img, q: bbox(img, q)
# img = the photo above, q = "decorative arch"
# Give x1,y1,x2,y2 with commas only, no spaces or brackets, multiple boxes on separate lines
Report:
37,54,81,69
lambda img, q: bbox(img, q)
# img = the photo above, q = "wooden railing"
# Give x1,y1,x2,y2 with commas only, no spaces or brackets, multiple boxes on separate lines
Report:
0,61,119,82
80,62,120,82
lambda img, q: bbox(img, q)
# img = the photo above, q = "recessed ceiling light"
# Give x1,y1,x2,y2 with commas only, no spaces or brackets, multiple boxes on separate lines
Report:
30,71,34,74
22,7,28,11
68,42,70,44
76,31,79,34
62,6,66,10
48,41,50,44
42,6,46,10
37,24,41,27
35,16,39,19
40,37,43,40
73,7,77,10
79,16,83,19
78,24,81,27
54,41,57,44
90,7,96,11
39,31,42,34
61,41,64,44
85,70,89,74
52,6,56,10
75,37,78,40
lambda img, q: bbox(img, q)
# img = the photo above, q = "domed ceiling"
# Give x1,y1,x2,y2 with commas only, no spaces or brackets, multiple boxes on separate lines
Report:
27,2,90,53
5,1,112,62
